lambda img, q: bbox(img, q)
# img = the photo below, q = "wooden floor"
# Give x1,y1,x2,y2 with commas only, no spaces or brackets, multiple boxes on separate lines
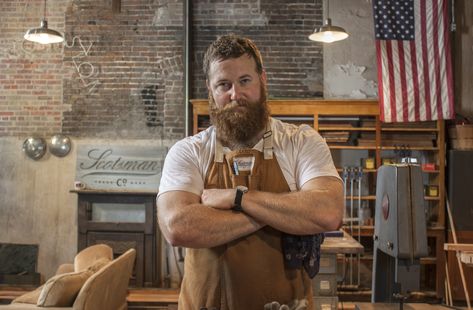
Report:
1,287,468,309
126,289,469,310
127,288,179,310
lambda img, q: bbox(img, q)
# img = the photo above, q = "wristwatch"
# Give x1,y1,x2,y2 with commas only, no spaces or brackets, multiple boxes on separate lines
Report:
232,185,248,212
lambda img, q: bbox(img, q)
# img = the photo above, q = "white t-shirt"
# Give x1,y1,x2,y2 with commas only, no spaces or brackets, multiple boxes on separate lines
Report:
158,118,340,196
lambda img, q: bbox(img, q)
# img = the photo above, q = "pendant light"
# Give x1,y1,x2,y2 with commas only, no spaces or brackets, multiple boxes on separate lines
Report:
309,0,349,43
24,0,64,44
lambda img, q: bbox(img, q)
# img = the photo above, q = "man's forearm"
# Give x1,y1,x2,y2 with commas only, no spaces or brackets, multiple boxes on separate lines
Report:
158,192,263,249
202,177,344,235
242,185,343,234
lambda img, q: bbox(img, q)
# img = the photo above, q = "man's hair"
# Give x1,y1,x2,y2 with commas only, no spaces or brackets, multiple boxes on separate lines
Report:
203,34,264,79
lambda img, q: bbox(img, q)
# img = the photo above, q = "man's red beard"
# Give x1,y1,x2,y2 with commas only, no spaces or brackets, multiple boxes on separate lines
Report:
209,84,269,148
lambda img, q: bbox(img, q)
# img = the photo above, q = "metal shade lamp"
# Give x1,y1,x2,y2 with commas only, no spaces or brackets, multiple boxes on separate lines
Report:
24,0,64,44
309,0,348,43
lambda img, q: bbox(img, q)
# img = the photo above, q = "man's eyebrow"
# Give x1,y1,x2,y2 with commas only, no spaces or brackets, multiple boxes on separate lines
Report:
214,78,229,84
213,74,252,84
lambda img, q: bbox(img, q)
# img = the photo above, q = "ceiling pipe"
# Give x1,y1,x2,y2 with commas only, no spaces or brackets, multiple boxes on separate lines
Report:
184,0,192,137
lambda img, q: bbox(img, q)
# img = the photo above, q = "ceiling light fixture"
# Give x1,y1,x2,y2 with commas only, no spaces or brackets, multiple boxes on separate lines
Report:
309,0,349,43
24,0,64,44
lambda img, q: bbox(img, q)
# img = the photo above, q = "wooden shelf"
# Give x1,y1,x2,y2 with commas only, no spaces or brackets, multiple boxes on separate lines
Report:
380,146,439,151
346,225,446,236
191,99,446,298
381,127,439,132
345,195,376,200
343,196,439,201
329,145,378,150
337,168,377,173
319,127,377,131
356,255,437,265
336,168,438,174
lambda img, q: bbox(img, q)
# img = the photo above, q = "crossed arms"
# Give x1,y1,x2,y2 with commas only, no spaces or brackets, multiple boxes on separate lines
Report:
157,176,343,249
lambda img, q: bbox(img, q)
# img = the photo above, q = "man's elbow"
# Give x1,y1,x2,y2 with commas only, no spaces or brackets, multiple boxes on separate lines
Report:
321,196,344,232
163,230,184,247
162,225,197,247
158,214,190,247
325,212,343,231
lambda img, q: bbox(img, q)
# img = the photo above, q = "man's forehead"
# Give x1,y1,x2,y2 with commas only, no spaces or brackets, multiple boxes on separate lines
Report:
209,54,258,78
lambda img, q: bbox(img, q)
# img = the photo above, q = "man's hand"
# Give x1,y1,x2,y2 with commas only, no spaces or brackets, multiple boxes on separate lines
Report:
201,188,235,209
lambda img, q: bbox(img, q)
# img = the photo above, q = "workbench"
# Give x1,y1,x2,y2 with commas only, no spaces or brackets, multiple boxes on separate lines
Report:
355,303,454,309
314,230,364,309
321,230,364,255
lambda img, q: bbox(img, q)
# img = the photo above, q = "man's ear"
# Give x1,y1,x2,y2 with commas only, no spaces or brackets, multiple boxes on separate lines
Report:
261,70,267,84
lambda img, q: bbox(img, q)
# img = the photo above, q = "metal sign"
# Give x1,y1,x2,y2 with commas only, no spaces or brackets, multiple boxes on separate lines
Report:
76,144,167,192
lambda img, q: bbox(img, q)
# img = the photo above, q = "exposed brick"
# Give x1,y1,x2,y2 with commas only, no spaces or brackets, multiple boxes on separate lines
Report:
0,0,323,138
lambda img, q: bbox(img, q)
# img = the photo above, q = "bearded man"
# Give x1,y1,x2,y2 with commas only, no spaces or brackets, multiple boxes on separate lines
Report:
157,34,343,310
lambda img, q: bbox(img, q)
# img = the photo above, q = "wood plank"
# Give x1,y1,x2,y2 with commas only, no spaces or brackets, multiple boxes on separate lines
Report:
444,243,473,252
191,99,379,116
127,289,179,304
355,303,454,310
321,230,364,254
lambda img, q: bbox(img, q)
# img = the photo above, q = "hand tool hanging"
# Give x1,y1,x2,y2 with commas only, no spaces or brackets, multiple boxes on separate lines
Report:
356,166,363,287
349,167,355,285
342,166,349,219
341,166,349,284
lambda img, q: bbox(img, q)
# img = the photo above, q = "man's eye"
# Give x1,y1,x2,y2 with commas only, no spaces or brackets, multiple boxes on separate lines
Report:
217,83,230,91
240,78,251,85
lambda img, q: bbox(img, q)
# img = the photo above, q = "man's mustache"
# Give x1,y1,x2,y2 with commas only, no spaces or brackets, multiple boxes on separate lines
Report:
223,100,249,110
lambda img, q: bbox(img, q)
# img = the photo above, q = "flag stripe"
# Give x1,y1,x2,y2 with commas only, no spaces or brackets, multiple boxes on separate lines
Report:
432,0,443,119
420,0,432,120
386,40,397,122
415,1,428,121
409,40,420,121
397,41,409,121
442,0,455,119
403,40,414,122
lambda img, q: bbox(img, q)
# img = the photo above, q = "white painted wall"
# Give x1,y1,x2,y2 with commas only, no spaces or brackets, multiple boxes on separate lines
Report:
323,0,378,99
0,137,174,281
0,137,78,281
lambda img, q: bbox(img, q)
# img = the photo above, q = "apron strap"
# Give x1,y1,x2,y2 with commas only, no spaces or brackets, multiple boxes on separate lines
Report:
263,124,273,160
215,122,273,161
214,136,224,163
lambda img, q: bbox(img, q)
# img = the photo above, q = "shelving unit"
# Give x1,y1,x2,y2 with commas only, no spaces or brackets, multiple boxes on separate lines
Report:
191,99,446,298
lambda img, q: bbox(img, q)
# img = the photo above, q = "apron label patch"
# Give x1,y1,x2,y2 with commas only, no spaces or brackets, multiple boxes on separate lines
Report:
233,156,255,174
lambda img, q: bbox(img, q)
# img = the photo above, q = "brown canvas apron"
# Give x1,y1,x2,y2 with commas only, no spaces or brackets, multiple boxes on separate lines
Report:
178,133,313,310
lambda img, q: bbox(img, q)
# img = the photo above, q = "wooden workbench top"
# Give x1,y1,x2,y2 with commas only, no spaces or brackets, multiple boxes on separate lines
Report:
321,230,364,254
355,303,459,309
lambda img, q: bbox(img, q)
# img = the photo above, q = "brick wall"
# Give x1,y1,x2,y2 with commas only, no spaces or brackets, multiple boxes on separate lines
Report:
62,0,184,139
0,0,323,138
0,0,69,136
190,0,323,99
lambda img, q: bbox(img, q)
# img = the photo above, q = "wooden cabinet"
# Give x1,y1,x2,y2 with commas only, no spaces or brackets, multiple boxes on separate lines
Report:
75,190,160,288
191,99,446,297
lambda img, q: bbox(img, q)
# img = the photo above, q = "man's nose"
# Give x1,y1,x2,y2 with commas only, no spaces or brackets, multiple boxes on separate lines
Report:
229,84,242,101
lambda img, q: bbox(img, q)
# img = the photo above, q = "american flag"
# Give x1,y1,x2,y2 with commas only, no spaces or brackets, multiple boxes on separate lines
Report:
373,0,454,123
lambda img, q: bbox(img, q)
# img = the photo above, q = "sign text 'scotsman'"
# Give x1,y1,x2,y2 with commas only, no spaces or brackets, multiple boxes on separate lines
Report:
79,149,160,174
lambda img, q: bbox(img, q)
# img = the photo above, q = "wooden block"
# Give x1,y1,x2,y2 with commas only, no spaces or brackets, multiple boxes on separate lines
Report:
355,302,454,309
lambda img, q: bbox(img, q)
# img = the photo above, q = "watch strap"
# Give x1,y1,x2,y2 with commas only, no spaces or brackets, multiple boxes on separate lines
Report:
232,187,247,212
